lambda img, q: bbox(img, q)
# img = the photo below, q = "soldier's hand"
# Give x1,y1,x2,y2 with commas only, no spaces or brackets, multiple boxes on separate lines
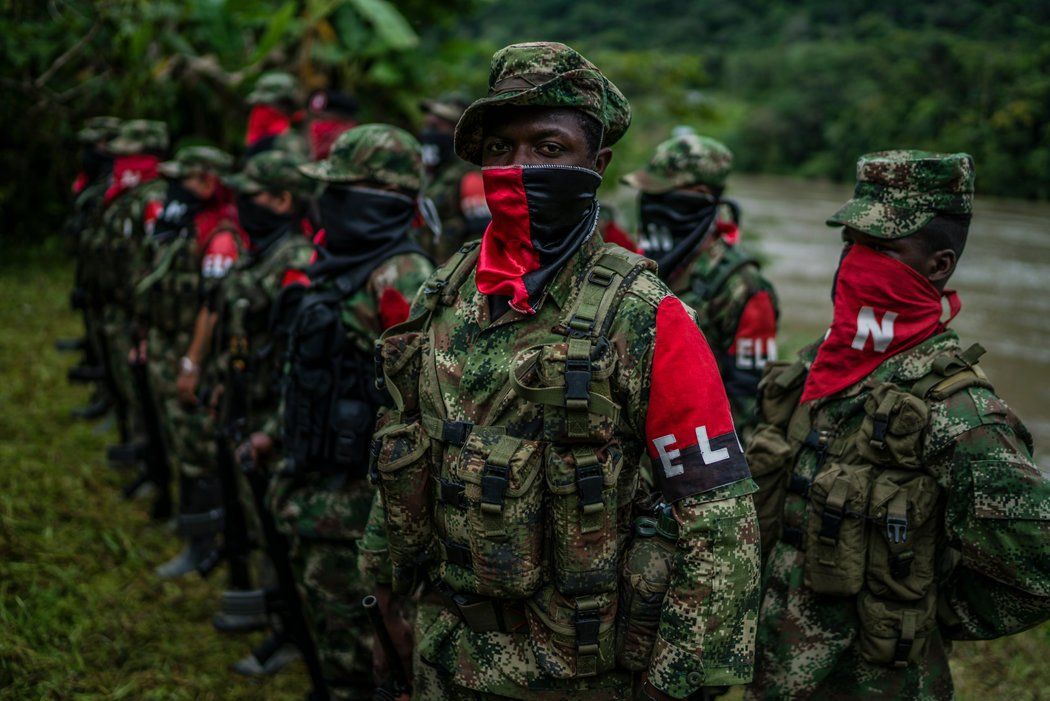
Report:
238,433,274,469
372,585,414,687
176,366,200,407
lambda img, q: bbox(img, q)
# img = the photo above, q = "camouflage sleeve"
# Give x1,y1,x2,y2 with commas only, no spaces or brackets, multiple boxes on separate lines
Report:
358,490,393,587
369,253,434,331
928,388,1050,640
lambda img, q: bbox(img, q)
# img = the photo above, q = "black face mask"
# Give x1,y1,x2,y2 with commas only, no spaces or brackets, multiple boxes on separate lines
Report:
236,194,295,252
81,146,113,182
154,179,206,241
419,128,455,170
638,191,719,277
318,186,417,257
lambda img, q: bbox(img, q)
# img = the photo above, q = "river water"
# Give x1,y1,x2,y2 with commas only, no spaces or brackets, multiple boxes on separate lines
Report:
713,175,1049,469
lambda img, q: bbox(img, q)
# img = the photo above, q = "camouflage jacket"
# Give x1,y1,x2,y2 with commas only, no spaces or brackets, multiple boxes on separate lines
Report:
666,235,778,433
372,233,760,698
421,158,489,264
212,231,314,435
269,251,434,542
747,330,1050,700
95,178,166,312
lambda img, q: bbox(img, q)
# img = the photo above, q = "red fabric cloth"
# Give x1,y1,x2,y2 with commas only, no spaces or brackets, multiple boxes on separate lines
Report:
601,218,642,254
800,244,961,404
459,170,489,219
201,229,241,279
246,104,292,146
103,154,160,206
281,269,311,288
718,220,740,246
143,200,163,230
309,119,357,160
379,287,411,330
475,166,539,313
645,295,748,501
72,172,89,195
728,290,778,370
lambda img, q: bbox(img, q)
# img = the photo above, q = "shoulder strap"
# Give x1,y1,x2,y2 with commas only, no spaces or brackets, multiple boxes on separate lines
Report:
910,343,994,401
691,246,759,303
421,240,481,312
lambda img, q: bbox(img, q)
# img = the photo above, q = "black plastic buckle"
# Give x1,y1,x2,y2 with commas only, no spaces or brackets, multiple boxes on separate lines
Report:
480,464,510,513
373,345,386,390
871,415,889,449
886,515,909,544
442,539,473,568
574,609,601,649
438,478,466,508
441,420,472,446
567,315,596,338
893,636,914,667
818,507,844,543
576,465,604,512
565,357,592,404
587,268,614,288
890,551,914,580
788,474,811,497
782,526,805,549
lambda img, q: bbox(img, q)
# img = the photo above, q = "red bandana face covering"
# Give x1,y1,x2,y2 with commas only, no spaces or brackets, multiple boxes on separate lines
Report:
103,154,160,206
476,165,601,315
800,243,961,403
246,104,291,146
309,118,357,160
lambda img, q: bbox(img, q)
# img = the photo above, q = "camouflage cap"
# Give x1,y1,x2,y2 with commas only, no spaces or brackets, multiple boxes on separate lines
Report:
298,123,424,193
454,42,632,165
108,119,170,156
621,134,734,193
224,150,314,198
77,116,122,144
827,150,975,239
158,145,235,179
246,71,301,106
421,91,471,124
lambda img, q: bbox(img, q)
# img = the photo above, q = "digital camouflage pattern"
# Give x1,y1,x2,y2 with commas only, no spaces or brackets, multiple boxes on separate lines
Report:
224,149,316,198
269,251,433,700
78,115,122,144
370,234,760,699
108,119,169,156
246,70,301,106
621,134,734,193
157,145,234,179
454,42,631,165
746,331,1050,700
665,236,778,432
826,150,975,239
299,123,425,191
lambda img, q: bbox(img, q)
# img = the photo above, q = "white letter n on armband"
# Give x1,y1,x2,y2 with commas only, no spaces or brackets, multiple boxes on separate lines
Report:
654,434,682,478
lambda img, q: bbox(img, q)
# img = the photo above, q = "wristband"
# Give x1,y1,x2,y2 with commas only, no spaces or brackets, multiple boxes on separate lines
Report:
179,356,198,374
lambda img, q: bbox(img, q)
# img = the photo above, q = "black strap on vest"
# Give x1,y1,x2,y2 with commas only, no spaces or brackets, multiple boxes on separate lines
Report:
690,246,759,303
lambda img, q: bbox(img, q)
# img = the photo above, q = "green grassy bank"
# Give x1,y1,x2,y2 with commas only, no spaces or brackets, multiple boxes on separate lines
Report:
0,247,1046,699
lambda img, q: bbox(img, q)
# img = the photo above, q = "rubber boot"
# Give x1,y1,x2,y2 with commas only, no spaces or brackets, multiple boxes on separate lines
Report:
232,632,300,676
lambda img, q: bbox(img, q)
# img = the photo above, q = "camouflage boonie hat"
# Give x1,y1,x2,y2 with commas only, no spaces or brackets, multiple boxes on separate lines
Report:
421,91,471,124
827,150,975,239
247,71,301,106
159,145,234,179
224,150,313,198
298,123,424,193
454,42,632,165
622,134,733,193
109,119,169,156
77,116,122,144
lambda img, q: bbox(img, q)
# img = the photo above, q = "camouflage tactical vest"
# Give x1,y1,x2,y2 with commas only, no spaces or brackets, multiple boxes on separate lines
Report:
96,180,166,308
747,338,991,669
375,241,657,679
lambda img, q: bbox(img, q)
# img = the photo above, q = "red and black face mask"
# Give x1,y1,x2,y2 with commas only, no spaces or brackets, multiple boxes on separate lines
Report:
476,165,601,316
801,243,961,403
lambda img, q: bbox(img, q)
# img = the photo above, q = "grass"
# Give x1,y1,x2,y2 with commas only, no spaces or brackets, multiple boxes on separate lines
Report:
0,245,1046,699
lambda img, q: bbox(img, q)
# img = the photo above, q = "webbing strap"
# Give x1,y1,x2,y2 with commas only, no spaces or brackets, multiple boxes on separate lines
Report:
910,343,989,399
893,610,918,668
480,435,518,538
691,248,759,302
574,448,605,533
574,596,602,677
422,241,481,311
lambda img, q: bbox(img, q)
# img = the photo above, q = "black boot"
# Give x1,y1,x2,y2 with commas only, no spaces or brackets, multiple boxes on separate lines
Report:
55,337,87,352
68,364,106,383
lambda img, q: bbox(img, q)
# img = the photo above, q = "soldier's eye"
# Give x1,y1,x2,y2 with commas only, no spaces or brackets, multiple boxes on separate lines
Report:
484,140,510,153
537,142,565,155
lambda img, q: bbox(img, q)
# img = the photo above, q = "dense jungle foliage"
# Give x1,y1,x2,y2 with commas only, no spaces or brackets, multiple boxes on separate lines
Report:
1,0,1048,242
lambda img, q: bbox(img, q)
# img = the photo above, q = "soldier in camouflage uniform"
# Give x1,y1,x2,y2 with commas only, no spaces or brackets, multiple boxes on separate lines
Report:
245,71,308,159
418,92,490,263
745,150,1050,700
67,116,122,419
137,145,245,578
623,135,779,436
240,124,434,699
364,42,761,701
94,119,170,459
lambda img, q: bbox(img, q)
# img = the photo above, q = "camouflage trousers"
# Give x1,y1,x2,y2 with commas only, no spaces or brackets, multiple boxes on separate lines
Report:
292,537,374,700
101,304,142,437
411,599,637,701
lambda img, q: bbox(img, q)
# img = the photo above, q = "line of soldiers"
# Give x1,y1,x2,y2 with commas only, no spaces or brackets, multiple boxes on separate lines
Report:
60,41,1049,701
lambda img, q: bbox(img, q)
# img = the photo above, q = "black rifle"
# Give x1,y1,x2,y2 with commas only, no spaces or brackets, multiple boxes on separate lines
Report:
363,595,411,700
240,448,329,700
126,358,173,520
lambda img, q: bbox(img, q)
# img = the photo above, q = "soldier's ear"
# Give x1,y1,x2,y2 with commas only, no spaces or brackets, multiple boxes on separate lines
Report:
926,248,957,287
593,147,613,176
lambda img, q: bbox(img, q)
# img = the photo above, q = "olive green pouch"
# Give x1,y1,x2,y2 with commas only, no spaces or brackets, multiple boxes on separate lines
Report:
857,384,928,468
526,586,618,679
615,515,677,671
866,470,940,601
857,590,937,668
804,462,874,596
745,423,795,555
758,360,808,428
